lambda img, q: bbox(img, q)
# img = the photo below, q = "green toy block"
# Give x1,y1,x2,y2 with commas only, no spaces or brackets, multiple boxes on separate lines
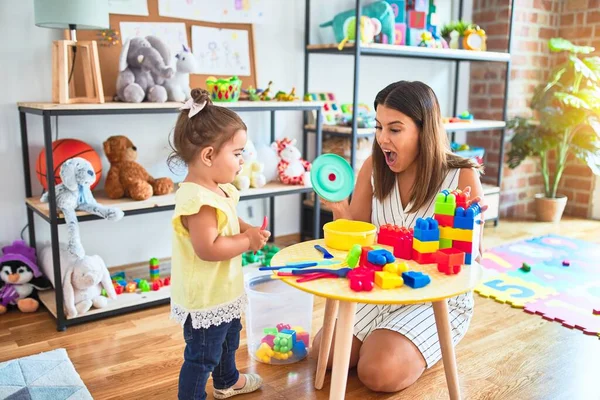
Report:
101,288,107,297
139,280,151,292
149,257,160,267
346,244,362,268
435,192,456,216
440,238,453,249
263,327,278,336
273,332,293,353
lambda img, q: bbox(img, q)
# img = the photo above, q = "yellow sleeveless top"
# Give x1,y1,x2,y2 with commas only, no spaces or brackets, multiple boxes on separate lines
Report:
170,182,245,329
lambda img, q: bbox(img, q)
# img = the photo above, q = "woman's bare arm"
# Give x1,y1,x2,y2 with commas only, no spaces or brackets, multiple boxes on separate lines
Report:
326,156,373,223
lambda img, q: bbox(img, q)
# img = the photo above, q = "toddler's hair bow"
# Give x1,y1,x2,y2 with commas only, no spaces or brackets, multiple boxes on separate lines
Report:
180,98,207,118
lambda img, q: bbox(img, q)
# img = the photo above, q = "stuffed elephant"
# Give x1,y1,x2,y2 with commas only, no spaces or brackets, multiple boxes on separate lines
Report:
39,244,117,319
165,45,198,102
115,36,175,103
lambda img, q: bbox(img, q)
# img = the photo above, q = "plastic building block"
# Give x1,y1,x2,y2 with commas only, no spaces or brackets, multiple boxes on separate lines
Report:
138,280,150,292
346,244,362,268
255,343,274,363
367,249,396,265
434,213,454,228
465,253,472,265
378,226,414,260
378,224,402,246
562,260,570,267
438,263,462,275
152,281,161,291
261,334,276,347
273,332,293,353
521,262,531,272
296,331,310,347
593,309,600,315
348,267,375,292
413,249,437,264
292,341,308,358
292,325,305,333
264,327,278,336
440,226,473,242
114,285,124,295
402,271,431,288
359,246,374,267
117,279,127,287
164,277,171,286
413,238,440,253
272,351,293,360
436,248,465,275
375,271,404,289
440,238,452,249
454,204,481,230
149,257,160,266
280,329,297,345
452,240,474,254
453,190,468,209
414,217,440,242
277,323,291,332
111,271,126,281
435,190,456,216
101,288,107,297
383,261,409,275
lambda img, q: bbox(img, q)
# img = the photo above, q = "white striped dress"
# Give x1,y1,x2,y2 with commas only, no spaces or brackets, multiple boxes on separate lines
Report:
353,168,474,368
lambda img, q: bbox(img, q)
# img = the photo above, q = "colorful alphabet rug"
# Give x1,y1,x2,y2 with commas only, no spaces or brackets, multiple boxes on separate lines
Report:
475,234,600,337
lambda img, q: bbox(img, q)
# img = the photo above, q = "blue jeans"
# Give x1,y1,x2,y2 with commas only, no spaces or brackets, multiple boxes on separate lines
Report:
178,317,242,400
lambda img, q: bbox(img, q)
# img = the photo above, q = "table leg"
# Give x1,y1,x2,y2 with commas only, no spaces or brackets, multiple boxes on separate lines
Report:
315,299,339,390
329,301,356,400
432,300,461,400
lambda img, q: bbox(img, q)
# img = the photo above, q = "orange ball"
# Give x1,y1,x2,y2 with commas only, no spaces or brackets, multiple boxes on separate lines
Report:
36,139,102,190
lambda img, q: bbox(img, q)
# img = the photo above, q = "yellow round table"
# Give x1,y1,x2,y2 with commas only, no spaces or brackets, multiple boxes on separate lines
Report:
270,239,483,400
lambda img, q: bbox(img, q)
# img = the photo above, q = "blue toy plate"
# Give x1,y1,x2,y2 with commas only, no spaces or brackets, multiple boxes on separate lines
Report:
310,154,355,202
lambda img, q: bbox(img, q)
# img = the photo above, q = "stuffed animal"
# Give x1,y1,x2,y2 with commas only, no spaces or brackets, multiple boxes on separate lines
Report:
256,143,279,183
165,45,198,102
103,135,174,201
234,139,266,190
39,244,117,319
271,138,311,186
0,240,52,314
40,158,125,259
115,36,174,103
337,16,382,50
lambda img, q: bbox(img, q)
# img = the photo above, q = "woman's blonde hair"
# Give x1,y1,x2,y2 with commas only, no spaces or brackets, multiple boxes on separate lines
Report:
372,81,481,213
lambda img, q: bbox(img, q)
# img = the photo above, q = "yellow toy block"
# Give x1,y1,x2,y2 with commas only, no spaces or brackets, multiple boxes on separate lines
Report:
413,238,440,253
255,343,274,363
439,226,474,242
383,262,409,275
291,326,305,333
374,271,404,289
272,351,294,360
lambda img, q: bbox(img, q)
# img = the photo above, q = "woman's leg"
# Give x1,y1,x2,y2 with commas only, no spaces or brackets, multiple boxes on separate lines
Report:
311,325,362,369
356,329,426,392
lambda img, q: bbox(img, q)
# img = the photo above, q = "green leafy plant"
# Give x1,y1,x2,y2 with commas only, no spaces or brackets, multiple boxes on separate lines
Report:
507,38,600,198
440,20,474,37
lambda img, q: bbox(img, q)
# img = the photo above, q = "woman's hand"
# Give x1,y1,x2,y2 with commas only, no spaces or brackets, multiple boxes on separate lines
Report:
320,198,352,220
462,186,488,213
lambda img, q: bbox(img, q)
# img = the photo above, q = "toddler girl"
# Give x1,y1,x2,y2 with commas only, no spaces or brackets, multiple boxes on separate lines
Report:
169,89,269,399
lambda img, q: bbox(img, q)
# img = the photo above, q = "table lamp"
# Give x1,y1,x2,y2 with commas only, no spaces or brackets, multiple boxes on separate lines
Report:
34,0,110,104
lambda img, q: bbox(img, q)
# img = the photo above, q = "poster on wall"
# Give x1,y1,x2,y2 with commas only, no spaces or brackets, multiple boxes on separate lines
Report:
108,0,149,16
191,26,251,76
119,22,189,63
158,0,265,23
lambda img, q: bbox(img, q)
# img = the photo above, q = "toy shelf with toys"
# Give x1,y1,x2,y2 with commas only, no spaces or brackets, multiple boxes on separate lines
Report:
17,100,324,331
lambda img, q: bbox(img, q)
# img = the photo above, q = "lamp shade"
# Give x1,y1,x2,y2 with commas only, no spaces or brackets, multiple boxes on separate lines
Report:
34,0,109,30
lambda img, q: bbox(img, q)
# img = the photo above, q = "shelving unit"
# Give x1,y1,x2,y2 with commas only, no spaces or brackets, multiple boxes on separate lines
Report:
18,100,324,331
301,0,515,237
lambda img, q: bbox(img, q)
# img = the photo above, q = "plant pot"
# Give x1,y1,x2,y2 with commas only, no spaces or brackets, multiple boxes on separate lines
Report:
534,193,568,222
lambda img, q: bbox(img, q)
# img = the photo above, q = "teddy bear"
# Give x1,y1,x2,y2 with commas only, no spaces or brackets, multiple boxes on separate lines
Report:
233,138,267,191
271,138,311,186
103,135,174,201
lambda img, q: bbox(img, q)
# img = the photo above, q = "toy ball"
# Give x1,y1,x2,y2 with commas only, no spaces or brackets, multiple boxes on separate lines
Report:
36,138,102,190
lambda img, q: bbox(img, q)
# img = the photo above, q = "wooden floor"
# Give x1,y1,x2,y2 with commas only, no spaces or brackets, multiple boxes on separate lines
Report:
1,217,599,400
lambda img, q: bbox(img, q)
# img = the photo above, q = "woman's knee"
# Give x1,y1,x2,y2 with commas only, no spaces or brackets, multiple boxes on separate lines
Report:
310,327,362,369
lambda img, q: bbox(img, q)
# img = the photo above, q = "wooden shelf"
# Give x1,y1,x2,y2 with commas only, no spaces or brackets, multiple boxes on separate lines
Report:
305,120,506,137
26,182,313,223
38,286,171,321
307,43,511,63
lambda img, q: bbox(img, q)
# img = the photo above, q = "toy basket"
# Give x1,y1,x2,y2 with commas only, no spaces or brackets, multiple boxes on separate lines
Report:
245,272,313,365
206,76,242,102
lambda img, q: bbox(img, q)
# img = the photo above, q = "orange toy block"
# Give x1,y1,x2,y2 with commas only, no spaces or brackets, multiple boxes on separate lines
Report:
374,271,404,289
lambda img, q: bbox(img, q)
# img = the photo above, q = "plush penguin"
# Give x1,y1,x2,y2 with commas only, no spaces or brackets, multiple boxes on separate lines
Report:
0,240,52,314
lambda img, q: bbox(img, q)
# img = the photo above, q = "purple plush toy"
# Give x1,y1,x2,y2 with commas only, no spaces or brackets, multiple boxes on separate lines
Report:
0,240,52,314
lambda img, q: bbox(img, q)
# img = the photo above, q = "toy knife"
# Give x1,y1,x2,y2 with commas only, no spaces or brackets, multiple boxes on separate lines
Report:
314,244,334,259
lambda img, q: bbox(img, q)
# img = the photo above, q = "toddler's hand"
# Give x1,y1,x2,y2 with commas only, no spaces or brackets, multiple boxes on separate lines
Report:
245,227,269,252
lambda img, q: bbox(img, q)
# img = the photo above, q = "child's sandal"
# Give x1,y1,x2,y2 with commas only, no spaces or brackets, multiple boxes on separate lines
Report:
213,374,263,399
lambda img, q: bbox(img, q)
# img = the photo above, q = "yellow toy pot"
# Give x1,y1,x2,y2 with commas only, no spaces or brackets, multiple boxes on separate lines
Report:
323,219,377,250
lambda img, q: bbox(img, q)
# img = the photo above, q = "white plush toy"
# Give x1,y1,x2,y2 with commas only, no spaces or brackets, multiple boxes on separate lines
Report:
165,45,197,102
256,144,279,183
272,138,311,186
233,138,267,190
39,244,117,318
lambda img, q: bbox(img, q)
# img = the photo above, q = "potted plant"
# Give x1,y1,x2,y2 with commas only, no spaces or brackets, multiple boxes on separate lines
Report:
506,38,600,222
440,20,474,48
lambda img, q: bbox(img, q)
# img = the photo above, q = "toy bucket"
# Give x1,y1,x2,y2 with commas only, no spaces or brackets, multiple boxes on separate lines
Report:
244,273,313,365
323,219,377,250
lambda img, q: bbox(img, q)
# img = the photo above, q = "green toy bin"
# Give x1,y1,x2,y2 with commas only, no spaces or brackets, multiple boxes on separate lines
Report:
245,272,313,365
206,76,242,102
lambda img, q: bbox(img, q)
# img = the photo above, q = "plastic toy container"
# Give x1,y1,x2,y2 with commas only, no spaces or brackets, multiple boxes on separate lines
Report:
245,272,313,365
323,219,377,250
205,76,241,102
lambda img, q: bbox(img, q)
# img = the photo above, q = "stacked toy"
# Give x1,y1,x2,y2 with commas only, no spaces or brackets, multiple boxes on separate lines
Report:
254,323,310,364
149,257,160,281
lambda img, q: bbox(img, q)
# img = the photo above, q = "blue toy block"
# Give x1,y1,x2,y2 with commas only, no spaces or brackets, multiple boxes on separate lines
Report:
402,271,431,288
453,203,481,230
292,341,307,358
280,329,297,345
367,249,396,265
414,217,440,242
465,253,472,265
111,271,126,281
117,279,127,287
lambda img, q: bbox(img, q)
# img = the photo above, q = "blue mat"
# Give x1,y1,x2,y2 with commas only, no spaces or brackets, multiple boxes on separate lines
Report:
0,348,92,399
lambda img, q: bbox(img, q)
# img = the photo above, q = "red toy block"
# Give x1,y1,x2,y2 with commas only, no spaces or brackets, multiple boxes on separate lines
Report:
436,248,465,275
377,224,401,247
438,263,462,275
297,331,310,347
277,323,291,332
359,246,374,266
413,249,437,264
452,190,468,210
114,284,124,295
452,240,474,254
261,335,276,347
348,267,375,292
434,214,454,228
163,277,171,286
